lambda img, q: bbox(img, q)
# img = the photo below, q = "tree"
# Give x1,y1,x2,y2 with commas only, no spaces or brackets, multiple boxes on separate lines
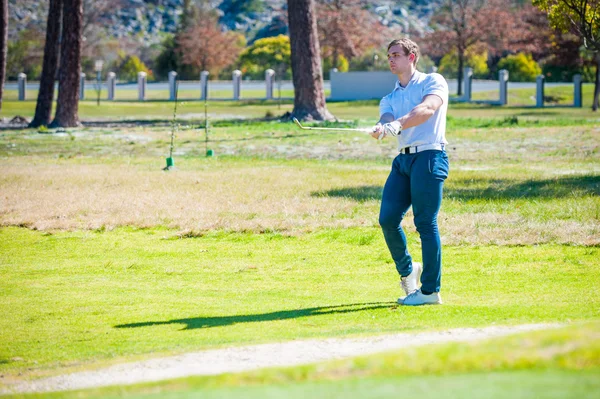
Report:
533,0,600,110
29,0,62,128
81,0,117,58
177,13,244,76
425,0,497,96
424,0,536,95
0,0,7,112
50,0,83,128
287,0,334,121
316,0,387,69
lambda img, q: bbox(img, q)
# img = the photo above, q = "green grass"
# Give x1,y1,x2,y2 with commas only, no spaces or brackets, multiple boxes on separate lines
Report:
1,83,599,123
5,322,599,398
1,226,599,381
1,96,599,396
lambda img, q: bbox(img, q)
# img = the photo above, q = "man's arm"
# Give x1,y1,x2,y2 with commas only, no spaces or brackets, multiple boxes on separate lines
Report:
378,113,395,125
397,94,443,130
371,94,443,139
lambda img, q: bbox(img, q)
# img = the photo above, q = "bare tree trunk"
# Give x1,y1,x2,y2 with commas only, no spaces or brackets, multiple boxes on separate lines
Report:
50,0,82,128
29,0,63,128
0,0,8,112
593,53,600,112
287,0,334,121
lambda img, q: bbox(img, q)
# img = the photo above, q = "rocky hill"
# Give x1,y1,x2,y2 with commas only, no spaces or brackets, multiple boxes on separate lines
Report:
9,0,441,46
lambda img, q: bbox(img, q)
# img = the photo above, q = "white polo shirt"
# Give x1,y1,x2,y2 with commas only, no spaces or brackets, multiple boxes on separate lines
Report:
379,70,449,150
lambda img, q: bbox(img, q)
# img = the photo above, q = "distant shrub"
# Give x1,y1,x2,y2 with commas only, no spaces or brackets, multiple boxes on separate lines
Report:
114,53,154,82
438,47,489,79
497,53,542,82
239,35,291,80
322,54,349,79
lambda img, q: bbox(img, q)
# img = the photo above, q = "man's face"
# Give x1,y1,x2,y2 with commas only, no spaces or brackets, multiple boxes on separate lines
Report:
387,45,414,74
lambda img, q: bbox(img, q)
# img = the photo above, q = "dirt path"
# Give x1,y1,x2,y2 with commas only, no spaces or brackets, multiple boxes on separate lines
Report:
2,323,558,394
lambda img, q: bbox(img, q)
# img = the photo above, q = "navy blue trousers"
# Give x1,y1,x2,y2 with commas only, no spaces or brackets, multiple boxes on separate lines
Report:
379,150,449,293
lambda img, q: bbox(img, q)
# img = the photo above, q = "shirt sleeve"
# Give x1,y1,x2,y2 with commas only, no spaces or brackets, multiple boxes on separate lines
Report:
423,73,449,104
379,95,393,117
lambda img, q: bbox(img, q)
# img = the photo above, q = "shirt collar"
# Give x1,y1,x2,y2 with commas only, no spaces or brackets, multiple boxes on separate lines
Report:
394,70,421,91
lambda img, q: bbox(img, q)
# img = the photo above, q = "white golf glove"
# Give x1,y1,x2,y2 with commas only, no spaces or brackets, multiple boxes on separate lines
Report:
382,120,402,136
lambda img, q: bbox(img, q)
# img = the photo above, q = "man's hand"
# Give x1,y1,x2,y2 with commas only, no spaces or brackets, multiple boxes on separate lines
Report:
370,123,385,140
383,121,402,136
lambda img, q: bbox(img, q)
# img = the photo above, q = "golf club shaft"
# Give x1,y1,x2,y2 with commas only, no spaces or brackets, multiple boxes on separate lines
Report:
293,118,372,133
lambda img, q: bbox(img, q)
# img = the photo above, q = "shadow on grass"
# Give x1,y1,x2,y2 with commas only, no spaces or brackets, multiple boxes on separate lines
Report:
312,186,383,202
115,302,397,330
311,175,599,204
447,175,600,200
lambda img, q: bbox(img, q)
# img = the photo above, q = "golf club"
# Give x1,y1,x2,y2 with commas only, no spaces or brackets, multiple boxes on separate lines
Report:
293,118,376,134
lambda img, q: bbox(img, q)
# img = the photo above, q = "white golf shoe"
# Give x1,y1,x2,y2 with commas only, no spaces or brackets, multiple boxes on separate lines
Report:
402,289,442,306
397,262,422,304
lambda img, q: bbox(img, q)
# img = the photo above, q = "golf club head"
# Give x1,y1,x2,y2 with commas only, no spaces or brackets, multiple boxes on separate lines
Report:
292,118,303,129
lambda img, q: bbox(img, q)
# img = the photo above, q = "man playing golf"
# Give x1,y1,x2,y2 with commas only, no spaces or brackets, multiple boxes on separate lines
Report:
371,38,449,306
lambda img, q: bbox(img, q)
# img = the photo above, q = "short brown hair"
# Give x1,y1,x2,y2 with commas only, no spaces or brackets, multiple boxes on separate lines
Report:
387,38,420,66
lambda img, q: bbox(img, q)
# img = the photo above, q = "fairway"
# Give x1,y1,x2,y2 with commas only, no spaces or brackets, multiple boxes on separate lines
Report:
0,99,599,397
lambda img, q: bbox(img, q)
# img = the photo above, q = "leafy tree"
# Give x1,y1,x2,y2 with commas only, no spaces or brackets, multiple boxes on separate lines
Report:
177,12,245,76
81,0,118,59
424,0,539,95
29,0,62,128
239,35,291,80
287,0,334,121
497,53,542,81
438,46,489,79
316,0,387,69
533,0,600,109
541,32,589,82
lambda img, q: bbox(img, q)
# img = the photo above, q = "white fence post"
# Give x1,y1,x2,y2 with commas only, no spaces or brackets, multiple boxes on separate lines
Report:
200,71,209,100
17,73,26,101
137,72,147,101
79,73,86,100
265,69,275,100
232,70,242,100
107,72,116,100
573,74,582,108
499,69,509,105
168,71,177,101
463,67,473,102
536,75,545,108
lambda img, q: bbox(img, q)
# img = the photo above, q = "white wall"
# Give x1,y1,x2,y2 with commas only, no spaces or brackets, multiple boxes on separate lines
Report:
330,71,397,101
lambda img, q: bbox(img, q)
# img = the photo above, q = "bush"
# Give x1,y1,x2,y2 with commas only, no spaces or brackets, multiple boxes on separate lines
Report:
322,54,349,79
438,47,489,79
113,52,154,82
497,53,542,82
239,35,291,80
347,50,390,72
6,29,43,80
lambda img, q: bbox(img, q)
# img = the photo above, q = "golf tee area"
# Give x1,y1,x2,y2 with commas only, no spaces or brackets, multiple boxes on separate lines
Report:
1,96,599,398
